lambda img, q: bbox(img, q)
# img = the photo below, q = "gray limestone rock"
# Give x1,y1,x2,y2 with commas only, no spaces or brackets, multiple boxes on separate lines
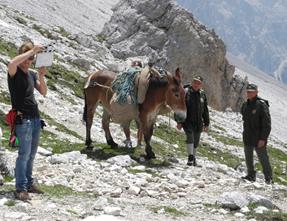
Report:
102,0,247,111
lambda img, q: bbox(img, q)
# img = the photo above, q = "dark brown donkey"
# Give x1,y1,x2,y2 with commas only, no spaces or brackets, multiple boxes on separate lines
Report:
83,67,187,159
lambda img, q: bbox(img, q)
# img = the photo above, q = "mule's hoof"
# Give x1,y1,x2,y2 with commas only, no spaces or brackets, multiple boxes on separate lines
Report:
124,139,133,148
86,145,94,150
145,153,156,160
107,140,118,149
111,143,118,149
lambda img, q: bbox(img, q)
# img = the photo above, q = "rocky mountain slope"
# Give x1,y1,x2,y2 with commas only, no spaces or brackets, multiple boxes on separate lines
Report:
177,0,287,84
1,0,287,221
102,0,246,111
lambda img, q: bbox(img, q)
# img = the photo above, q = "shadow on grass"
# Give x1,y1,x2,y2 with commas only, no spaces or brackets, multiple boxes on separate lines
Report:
80,143,172,168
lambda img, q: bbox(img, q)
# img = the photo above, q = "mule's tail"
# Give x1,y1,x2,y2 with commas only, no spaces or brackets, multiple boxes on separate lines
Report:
82,90,87,124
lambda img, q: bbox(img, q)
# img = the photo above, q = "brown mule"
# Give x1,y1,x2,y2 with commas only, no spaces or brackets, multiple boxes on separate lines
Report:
83,67,186,160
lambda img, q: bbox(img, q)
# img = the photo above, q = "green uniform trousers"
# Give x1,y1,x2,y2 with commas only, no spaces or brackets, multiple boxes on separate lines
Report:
244,145,272,180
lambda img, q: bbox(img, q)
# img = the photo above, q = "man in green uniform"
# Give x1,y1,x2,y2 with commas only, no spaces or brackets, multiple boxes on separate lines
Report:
176,75,209,166
241,83,273,184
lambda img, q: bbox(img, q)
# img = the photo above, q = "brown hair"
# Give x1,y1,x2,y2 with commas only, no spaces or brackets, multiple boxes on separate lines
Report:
131,60,142,68
18,42,34,55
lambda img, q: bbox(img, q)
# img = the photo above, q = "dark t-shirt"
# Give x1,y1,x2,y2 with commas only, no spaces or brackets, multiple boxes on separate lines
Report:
8,67,39,118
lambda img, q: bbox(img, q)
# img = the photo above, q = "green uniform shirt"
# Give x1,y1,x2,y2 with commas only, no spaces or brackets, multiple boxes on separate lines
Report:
241,96,271,146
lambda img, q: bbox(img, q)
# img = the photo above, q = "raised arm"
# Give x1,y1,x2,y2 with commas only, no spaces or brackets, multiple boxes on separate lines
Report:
8,45,44,77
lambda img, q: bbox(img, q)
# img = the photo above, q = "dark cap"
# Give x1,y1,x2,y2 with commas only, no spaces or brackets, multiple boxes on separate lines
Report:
192,75,203,82
246,83,258,92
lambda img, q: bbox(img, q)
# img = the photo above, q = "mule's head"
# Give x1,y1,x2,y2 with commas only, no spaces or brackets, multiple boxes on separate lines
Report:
166,68,187,122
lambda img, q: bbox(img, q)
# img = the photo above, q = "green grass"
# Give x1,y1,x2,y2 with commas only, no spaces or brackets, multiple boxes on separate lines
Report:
15,16,27,25
0,109,11,148
57,27,70,38
4,199,16,207
209,130,243,147
37,184,89,198
32,24,53,39
0,184,14,192
66,209,78,215
40,129,83,154
96,34,107,43
4,175,14,182
255,146,287,185
0,91,11,105
46,64,85,98
211,124,227,132
246,203,287,221
0,108,84,154
0,39,18,58
40,111,82,140
152,123,242,169
151,206,186,217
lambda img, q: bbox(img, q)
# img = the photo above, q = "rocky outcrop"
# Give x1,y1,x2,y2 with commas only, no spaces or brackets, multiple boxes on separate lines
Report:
102,0,247,111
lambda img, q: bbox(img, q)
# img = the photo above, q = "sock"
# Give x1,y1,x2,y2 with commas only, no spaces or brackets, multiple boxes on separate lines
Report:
187,143,194,155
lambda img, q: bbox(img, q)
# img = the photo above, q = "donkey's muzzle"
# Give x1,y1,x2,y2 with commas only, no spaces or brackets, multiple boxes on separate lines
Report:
174,111,186,123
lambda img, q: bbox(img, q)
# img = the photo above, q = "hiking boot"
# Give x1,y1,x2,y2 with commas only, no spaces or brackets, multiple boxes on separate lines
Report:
193,157,197,166
241,175,256,182
187,155,194,166
28,185,44,194
265,178,274,185
15,191,31,201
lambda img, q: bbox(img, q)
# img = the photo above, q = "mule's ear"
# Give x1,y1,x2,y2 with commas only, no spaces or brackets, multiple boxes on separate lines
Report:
175,67,181,80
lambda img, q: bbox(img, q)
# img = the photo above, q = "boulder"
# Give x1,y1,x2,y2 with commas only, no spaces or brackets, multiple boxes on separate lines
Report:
102,0,247,111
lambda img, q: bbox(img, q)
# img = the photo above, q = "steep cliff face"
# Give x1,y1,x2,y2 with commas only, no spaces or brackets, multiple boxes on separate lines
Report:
177,0,287,84
102,0,247,111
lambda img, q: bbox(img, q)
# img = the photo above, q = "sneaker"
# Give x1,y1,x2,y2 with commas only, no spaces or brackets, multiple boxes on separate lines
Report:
28,185,44,194
187,155,194,166
241,175,256,182
15,191,31,201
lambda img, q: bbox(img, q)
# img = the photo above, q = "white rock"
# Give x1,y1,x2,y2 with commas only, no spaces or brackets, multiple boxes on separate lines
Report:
131,165,146,171
176,179,189,188
234,212,245,217
93,197,109,210
49,155,68,164
0,198,8,206
104,206,122,216
254,206,269,214
4,212,30,219
37,147,53,156
145,189,159,197
253,182,264,189
83,215,124,221
218,191,249,210
128,185,141,195
218,208,229,214
120,168,128,174
110,188,123,197
240,206,250,213
248,193,277,209
73,167,82,173
106,155,136,167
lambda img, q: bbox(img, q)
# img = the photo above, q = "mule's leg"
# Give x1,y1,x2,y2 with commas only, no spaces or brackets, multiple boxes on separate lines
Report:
102,109,118,148
85,102,97,149
135,120,143,147
123,127,133,148
141,118,156,159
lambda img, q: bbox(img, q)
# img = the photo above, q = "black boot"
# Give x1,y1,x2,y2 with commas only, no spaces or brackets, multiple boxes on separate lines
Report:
241,174,256,182
193,156,197,166
265,177,273,184
187,155,194,166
